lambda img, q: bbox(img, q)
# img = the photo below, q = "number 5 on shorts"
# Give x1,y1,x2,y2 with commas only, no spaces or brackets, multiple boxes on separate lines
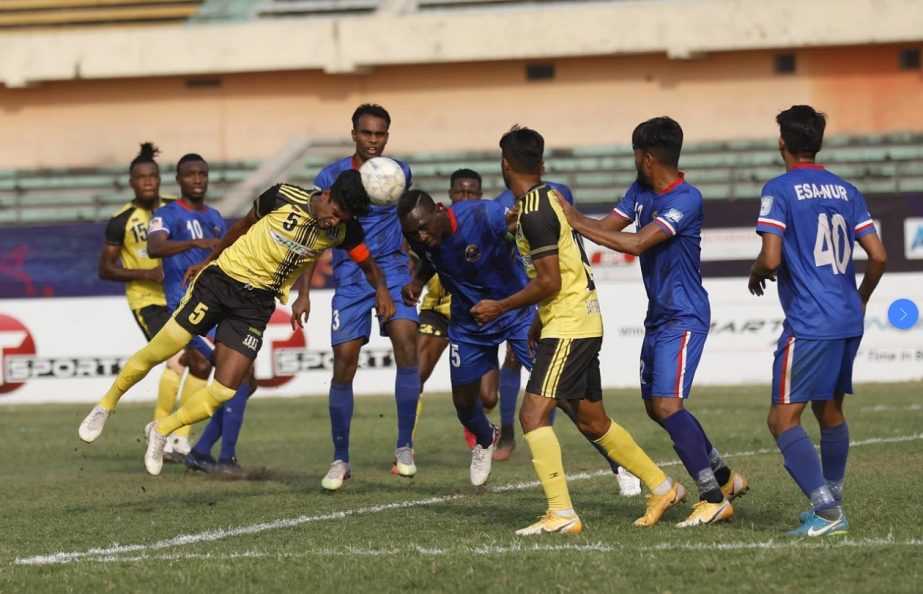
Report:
188,303,209,325
450,343,461,367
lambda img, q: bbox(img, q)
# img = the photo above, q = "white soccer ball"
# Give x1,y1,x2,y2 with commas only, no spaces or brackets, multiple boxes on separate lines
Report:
359,157,407,206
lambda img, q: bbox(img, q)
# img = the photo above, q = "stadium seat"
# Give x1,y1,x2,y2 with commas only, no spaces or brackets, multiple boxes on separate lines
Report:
0,1,203,29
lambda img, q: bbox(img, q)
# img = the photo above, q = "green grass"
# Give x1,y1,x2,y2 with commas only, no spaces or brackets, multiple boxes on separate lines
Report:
1,383,922,593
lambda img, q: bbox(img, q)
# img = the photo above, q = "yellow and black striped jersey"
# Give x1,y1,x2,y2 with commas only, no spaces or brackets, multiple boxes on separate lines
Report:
217,183,367,304
420,275,452,319
516,183,602,339
104,198,171,311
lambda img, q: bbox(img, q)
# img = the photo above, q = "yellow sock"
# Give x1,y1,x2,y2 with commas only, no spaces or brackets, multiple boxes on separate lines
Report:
153,368,182,421
594,420,667,491
412,393,424,442
98,319,192,411
157,380,235,436
174,374,208,438
523,426,573,512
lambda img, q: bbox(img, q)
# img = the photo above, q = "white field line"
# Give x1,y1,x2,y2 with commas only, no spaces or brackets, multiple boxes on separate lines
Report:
32,536,923,565
860,404,923,413
15,432,923,567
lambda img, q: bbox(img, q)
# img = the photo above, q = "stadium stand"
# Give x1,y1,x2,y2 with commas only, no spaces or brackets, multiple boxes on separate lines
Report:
0,0,203,29
254,0,620,19
2,133,921,224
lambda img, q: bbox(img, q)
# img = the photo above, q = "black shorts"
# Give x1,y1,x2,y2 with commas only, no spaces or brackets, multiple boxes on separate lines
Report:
418,309,449,338
173,265,276,360
526,337,603,401
132,304,171,342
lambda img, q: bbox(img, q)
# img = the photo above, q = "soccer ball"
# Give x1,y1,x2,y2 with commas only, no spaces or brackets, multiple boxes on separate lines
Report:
359,157,406,206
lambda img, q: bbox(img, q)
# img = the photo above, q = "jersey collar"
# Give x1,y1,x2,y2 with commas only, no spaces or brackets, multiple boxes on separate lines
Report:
792,163,825,170
657,172,686,195
350,154,362,170
176,199,207,212
444,204,458,235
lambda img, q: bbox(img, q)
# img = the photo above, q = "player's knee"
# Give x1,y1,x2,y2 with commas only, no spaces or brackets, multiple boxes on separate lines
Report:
187,353,212,379
332,357,358,383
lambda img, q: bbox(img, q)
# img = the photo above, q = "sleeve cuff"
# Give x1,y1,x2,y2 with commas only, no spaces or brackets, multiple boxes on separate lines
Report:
654,218,675,236
348,243,370,263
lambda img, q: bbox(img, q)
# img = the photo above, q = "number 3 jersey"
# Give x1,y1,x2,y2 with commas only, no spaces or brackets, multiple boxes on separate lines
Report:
149,200,227,310
216,183,368,304
756,163,877,339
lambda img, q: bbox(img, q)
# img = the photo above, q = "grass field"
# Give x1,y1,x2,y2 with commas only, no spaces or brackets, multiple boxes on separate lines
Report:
1,383,921,593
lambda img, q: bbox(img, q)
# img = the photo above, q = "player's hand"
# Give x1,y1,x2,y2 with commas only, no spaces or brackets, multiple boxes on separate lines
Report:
375,287,396,321
527,318,542,356
183,262,206,287
552,189,576,222
290,293,310,330
470,299,505,325
193,238,220,250
747,264,775,296
145,267,164,284
401,282,423,306
505,204,520,233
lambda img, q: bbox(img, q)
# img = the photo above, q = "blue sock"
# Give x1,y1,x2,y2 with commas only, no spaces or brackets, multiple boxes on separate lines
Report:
820,422,849,502
456,399,493,447
776,425,837,512
191,406,224,457
218,384,251,461
689,413,714,454
498,367,520,430
329,382,354,462
394,366,419,449
662,409,721,501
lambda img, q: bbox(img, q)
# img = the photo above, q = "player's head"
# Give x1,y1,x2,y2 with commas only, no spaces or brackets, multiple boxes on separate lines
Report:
129,142,161,203
631,117,683,189
397,189,451,248
776,105,826,160
499,125,544,190
176,153,209,204
448,168,483,204
317,169,371,228
351,103,391,164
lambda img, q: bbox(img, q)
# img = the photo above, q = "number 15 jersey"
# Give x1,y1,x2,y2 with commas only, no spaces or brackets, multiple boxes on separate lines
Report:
756,163,877,339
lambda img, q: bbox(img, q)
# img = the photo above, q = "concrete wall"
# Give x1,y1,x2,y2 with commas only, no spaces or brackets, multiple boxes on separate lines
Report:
1,44,921,169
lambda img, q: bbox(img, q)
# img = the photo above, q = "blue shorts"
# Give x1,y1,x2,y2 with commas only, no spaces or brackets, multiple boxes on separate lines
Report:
771,332,861,404
331,281,419,346
640,329,706,399
450,338,532,386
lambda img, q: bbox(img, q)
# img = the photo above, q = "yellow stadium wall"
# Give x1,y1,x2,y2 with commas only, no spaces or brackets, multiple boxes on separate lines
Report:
1,44,921,170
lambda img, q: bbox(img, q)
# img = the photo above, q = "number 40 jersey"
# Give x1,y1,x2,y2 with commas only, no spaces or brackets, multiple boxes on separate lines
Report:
756,163,878,339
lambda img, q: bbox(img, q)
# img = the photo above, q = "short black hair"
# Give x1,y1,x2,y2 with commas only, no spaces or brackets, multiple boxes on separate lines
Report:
450,168,482,187
176,153,207,171
130,142,160,174
352,104,391,129
631,117,683,168
499,125,543,175
776,105,826,157
330,169,371,217
396,189,434,220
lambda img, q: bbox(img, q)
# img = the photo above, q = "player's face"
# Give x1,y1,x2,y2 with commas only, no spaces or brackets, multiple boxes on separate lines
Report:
633,149,653,189
130,163,161,203
401,206,445,248
500,158,512,190
352,114,390,163
177,160,209,203
448,178,482,204
314,192,350,229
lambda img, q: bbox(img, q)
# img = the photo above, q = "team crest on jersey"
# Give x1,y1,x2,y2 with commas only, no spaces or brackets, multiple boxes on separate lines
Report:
464,244,482,263
662,208,684,224
760,196,773,216
149,217,164,232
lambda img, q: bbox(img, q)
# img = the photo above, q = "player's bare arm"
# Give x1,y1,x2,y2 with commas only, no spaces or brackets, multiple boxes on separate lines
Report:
553,190,632,235
748,233,782,296
355,255,397,321
182,208,259,286
147,230,219,259
98,243,162,283
470,253,561,324
290,260,317,330
856,231,887,309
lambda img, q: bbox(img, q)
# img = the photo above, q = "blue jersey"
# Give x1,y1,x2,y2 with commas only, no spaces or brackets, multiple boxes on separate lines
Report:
495,181,574,210
756,164,876,339
148,201,226,309
314,155,413,287
613,175,710,333
409,200,533,345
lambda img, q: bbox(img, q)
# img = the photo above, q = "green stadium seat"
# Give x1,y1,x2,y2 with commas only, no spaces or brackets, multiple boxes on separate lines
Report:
571,145,633,158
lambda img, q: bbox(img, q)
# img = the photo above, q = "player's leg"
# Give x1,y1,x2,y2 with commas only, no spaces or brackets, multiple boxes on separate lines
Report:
494,345,522,460
450,341,500,486
768,334,847,536
414,310,449,442
644,330,734,526
135,305,184,432
79,317,193,443
165,338,212,461
381,282,420,475
515,337,582,536
215,364,257,475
